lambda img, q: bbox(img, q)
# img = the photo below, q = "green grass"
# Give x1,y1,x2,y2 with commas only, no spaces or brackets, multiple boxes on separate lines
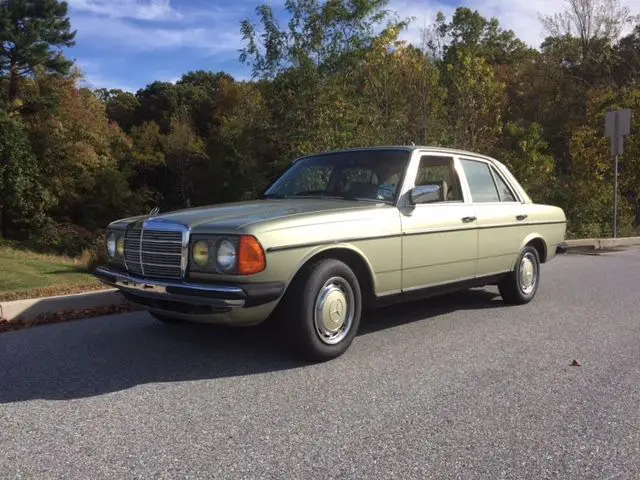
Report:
0,242,102,301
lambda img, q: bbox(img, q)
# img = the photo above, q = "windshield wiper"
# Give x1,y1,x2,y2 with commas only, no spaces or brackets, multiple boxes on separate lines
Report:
293,190,328,197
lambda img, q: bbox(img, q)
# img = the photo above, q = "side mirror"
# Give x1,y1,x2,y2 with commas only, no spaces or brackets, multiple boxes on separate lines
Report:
410,184,442,204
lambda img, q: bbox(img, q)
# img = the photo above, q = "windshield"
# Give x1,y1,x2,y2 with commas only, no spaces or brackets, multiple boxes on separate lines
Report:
263,149,410,204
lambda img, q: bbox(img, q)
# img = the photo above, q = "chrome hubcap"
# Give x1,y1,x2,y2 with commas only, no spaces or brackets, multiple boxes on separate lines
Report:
314,277,354,345
519,253,537,295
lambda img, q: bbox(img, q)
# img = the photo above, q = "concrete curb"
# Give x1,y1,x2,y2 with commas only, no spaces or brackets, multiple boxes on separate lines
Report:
558,236,640,253
0,289,127,322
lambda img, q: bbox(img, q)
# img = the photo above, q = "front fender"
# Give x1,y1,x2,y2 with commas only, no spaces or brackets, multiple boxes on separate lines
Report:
287,242,378,292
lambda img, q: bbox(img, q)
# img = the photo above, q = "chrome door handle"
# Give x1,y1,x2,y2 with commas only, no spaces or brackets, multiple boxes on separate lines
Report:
462,216,477,223
516,214,528,221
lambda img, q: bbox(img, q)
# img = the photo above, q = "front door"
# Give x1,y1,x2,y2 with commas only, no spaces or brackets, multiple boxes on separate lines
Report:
400,154,478,291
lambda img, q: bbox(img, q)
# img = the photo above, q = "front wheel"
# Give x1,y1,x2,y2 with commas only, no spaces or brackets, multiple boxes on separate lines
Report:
498,246,540,305
281,258,362,362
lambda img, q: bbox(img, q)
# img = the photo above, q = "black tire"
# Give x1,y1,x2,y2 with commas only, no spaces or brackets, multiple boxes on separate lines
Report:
498,246,541,305
280,258,362,362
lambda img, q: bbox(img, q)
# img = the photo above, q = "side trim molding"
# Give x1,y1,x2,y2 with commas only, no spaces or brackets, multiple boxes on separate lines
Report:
266,220,568,253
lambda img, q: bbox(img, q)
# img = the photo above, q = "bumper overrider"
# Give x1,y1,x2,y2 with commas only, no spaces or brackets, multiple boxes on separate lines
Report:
94,266,285,325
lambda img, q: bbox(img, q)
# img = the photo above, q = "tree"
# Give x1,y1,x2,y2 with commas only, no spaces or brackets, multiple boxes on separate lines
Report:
97,88,140,134
0,111,49,237
0,0,76,107
613,24,640,86
568,86,640,233
428,8,533,66
127,120,166,206
493,121,555,203
134,81,178,133
441,49,506,152
176,70,238,138
201,80,276,203
20,75,137,228
360,31,445,145
162,108,208,208
540,0,635,59
239,0,410,80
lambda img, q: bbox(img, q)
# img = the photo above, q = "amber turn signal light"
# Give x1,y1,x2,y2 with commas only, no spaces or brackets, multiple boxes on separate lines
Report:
238,235,266,275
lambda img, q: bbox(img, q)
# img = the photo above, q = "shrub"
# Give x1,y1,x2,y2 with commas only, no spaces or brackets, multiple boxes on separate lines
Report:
78,231,107,272
29,222,97,257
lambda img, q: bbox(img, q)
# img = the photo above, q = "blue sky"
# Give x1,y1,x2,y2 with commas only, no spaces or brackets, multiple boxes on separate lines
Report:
64,0,639,93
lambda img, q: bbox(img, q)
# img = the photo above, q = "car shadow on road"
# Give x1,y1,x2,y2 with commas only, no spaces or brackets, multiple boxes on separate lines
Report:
0,289,503,403
361,288,503,335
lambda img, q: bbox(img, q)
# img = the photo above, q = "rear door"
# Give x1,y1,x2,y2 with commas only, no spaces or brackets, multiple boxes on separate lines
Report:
399,154,479,291
458,158,528,276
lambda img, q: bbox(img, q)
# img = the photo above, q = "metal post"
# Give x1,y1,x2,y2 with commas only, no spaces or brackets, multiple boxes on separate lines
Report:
605,109,631,238
613,154,619,238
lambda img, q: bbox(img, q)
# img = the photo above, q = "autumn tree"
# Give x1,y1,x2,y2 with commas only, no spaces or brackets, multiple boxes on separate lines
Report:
360,31,444,145
135,81,178,133
176,70,237,138
162,108,208,208
97,88,140,134
0,110,49,237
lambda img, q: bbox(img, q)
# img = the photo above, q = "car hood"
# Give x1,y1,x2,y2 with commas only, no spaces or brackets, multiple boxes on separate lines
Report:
109,198,386,232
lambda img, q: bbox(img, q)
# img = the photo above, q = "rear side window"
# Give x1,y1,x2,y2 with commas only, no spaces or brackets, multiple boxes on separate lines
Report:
491,167,517,202
460,159,500,203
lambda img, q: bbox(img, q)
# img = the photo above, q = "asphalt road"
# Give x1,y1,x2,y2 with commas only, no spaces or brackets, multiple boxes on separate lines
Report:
1,249,639,479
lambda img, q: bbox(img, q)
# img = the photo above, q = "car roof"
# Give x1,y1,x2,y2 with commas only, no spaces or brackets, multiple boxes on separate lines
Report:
291,145,531,203
297,145,500,164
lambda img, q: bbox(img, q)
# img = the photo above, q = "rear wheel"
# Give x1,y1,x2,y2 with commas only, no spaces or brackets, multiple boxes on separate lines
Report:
281,258,362,362
498,246,540,305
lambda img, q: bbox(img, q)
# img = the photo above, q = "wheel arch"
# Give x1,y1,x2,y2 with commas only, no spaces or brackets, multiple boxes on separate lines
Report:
284,244,377,305
519,234,548,264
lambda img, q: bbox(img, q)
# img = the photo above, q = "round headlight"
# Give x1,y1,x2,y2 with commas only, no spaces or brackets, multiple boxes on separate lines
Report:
192,240,210,267
107,232,116,258
116,235,125,256
217,240,237,272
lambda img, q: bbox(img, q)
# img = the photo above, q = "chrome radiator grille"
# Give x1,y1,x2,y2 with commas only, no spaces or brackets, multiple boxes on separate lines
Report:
123,223,184,279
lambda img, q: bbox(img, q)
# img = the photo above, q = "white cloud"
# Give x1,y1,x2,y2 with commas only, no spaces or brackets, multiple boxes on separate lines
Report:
68,0,182,21
72,14,243,55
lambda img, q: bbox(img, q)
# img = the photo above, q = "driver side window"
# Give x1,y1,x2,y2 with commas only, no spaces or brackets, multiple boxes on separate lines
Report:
414,156,464,203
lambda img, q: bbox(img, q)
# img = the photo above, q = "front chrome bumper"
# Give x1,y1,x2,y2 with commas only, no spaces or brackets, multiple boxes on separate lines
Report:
94,266,285,323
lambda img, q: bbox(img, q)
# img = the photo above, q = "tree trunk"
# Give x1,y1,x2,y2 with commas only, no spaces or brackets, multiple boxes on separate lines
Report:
1,165,8,238
1,206,8,239
8,56,19,104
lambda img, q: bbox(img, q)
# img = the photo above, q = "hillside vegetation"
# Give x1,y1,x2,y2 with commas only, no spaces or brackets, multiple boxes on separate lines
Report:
1,0,640,261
